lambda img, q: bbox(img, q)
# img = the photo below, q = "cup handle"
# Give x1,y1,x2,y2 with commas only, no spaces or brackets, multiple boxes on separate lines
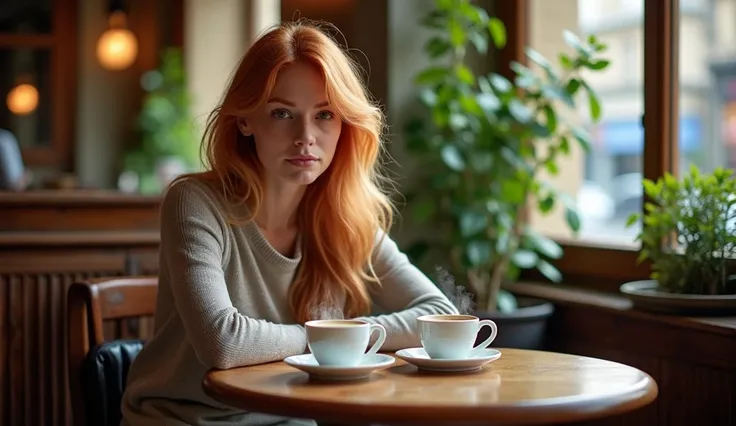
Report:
365,324,387,355
470,319,498,356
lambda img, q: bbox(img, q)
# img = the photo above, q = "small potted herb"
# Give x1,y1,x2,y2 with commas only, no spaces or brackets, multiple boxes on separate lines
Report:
622,166,736,315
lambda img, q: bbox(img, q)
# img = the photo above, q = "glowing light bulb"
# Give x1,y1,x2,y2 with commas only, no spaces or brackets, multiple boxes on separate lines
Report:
96,11,138,71
6,83,39,115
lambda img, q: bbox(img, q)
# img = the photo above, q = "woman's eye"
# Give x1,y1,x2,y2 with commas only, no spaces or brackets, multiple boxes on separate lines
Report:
271,109,292,119
316,111,334,120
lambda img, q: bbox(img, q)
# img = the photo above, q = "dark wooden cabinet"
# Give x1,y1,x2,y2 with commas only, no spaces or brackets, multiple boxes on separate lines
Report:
0,190,161,426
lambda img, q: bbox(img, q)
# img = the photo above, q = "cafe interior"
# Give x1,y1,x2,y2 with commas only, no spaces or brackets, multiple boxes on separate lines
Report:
1,0,734,425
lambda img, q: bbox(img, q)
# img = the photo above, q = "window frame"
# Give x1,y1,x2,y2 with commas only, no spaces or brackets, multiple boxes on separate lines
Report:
0,0,78,170
497,0,682,292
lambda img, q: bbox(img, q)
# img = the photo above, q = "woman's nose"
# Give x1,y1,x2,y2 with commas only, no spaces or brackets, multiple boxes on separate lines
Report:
294,122,316,146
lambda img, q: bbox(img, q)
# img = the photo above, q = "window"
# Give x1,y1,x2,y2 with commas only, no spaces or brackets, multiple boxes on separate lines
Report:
529,0,644,248
0,0,77,169
512,1,681,288
680,0,734,174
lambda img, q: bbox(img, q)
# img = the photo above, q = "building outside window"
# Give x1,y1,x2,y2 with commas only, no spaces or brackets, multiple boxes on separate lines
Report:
530,0,736,247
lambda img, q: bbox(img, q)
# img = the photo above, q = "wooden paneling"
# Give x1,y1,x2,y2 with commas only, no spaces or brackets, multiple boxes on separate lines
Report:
0,190,161,233
3,270,100,426
0,191,160,426
509,282,736,426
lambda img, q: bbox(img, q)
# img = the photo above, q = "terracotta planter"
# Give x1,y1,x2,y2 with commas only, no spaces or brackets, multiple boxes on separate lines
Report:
473,296,554,350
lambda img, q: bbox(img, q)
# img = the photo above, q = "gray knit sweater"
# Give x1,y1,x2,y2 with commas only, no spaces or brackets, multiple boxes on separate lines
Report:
120,177,458,425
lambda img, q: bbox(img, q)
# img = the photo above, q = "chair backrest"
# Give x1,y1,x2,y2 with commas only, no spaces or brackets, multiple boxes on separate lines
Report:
67,277,158,426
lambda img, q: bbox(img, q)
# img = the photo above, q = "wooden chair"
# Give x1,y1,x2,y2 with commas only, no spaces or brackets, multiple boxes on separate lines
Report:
67,276,158,426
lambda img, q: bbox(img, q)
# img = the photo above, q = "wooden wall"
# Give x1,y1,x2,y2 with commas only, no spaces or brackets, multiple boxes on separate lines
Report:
0,191,161,426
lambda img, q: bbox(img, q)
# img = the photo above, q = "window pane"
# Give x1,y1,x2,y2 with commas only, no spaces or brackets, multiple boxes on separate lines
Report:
0,0,53,34
529,0,643,248
678,0,733,172
0,48,52,147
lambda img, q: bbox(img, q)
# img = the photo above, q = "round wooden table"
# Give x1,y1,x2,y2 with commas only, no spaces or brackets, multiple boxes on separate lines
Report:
202,348,658,426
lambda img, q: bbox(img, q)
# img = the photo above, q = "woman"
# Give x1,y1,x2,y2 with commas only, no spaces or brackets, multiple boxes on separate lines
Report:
121,21,458,426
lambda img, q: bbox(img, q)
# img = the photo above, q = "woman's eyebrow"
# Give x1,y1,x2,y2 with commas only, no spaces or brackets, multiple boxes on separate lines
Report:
267,97,329,108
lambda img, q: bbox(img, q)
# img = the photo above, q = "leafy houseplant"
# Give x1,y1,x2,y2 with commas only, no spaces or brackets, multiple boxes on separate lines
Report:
404,0,611,312
626,166,736,296
122,48,200,194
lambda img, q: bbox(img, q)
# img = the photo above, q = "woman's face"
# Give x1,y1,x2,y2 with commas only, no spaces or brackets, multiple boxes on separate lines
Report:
240,61,342,188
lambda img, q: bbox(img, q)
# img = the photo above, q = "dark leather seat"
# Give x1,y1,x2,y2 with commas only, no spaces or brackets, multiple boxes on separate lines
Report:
67,277,157,425
80,339,145,426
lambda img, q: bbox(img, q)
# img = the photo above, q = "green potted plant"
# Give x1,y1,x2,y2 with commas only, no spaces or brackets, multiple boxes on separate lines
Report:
621,165,736,315
402,0,610,347
120,47,200,194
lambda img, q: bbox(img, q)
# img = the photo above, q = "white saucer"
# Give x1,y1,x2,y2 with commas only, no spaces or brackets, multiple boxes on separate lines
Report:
395,347,502,372
283,353,395,381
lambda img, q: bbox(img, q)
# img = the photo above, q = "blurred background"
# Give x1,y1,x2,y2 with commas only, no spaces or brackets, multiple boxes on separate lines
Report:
4,0,736,249
2,2,734,426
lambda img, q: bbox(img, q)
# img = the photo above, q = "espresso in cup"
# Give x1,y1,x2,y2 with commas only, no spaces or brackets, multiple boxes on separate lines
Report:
305,319,386,366
417,314,498,359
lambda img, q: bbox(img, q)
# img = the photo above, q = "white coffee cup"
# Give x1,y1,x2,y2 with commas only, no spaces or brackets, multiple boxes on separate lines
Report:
305,319,387,366
417,314,498,360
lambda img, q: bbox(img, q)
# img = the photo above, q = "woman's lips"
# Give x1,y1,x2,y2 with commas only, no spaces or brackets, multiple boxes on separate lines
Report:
286,158,318,167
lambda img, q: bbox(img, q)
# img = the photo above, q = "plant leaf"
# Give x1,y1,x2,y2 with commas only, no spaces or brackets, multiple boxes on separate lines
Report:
489,74,512,94
559,136,570,154
588,91,601,121
466,241,491,266
563,30,587,55
509,99,533,123
527,231,564,259
488,17,507,49
441,144,465,171
501,180,526,203
565,78,581,96
419,88,437,107
558,53,574,69
625,213,640,228
571,126,592,152
581,80,602,121
425,37,452,58
415,67,448,85
512,249,539,268
565,206,582,232
538,194,555,213
469,32,488,54
537,259,562,282
587,59,610,70
460,211,488,237
525,47,557,81
496,289,518,313
455,64,475,85
449,19,466,47
544,105,557,132
477,93,501,113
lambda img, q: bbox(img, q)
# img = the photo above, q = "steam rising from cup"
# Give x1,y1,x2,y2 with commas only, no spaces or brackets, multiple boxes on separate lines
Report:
309,300,345,321
434,266,475,315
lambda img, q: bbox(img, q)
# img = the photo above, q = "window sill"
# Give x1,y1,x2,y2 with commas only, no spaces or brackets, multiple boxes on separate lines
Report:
508,281,736,337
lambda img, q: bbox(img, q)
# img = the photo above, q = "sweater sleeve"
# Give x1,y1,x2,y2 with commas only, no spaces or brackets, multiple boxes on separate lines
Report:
354,230,459,350
160,180,307,370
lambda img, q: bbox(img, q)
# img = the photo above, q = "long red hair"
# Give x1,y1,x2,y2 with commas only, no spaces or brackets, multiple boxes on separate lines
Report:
192,21,393,323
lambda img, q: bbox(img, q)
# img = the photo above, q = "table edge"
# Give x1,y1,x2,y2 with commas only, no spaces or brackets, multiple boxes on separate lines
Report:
202,367,659,425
